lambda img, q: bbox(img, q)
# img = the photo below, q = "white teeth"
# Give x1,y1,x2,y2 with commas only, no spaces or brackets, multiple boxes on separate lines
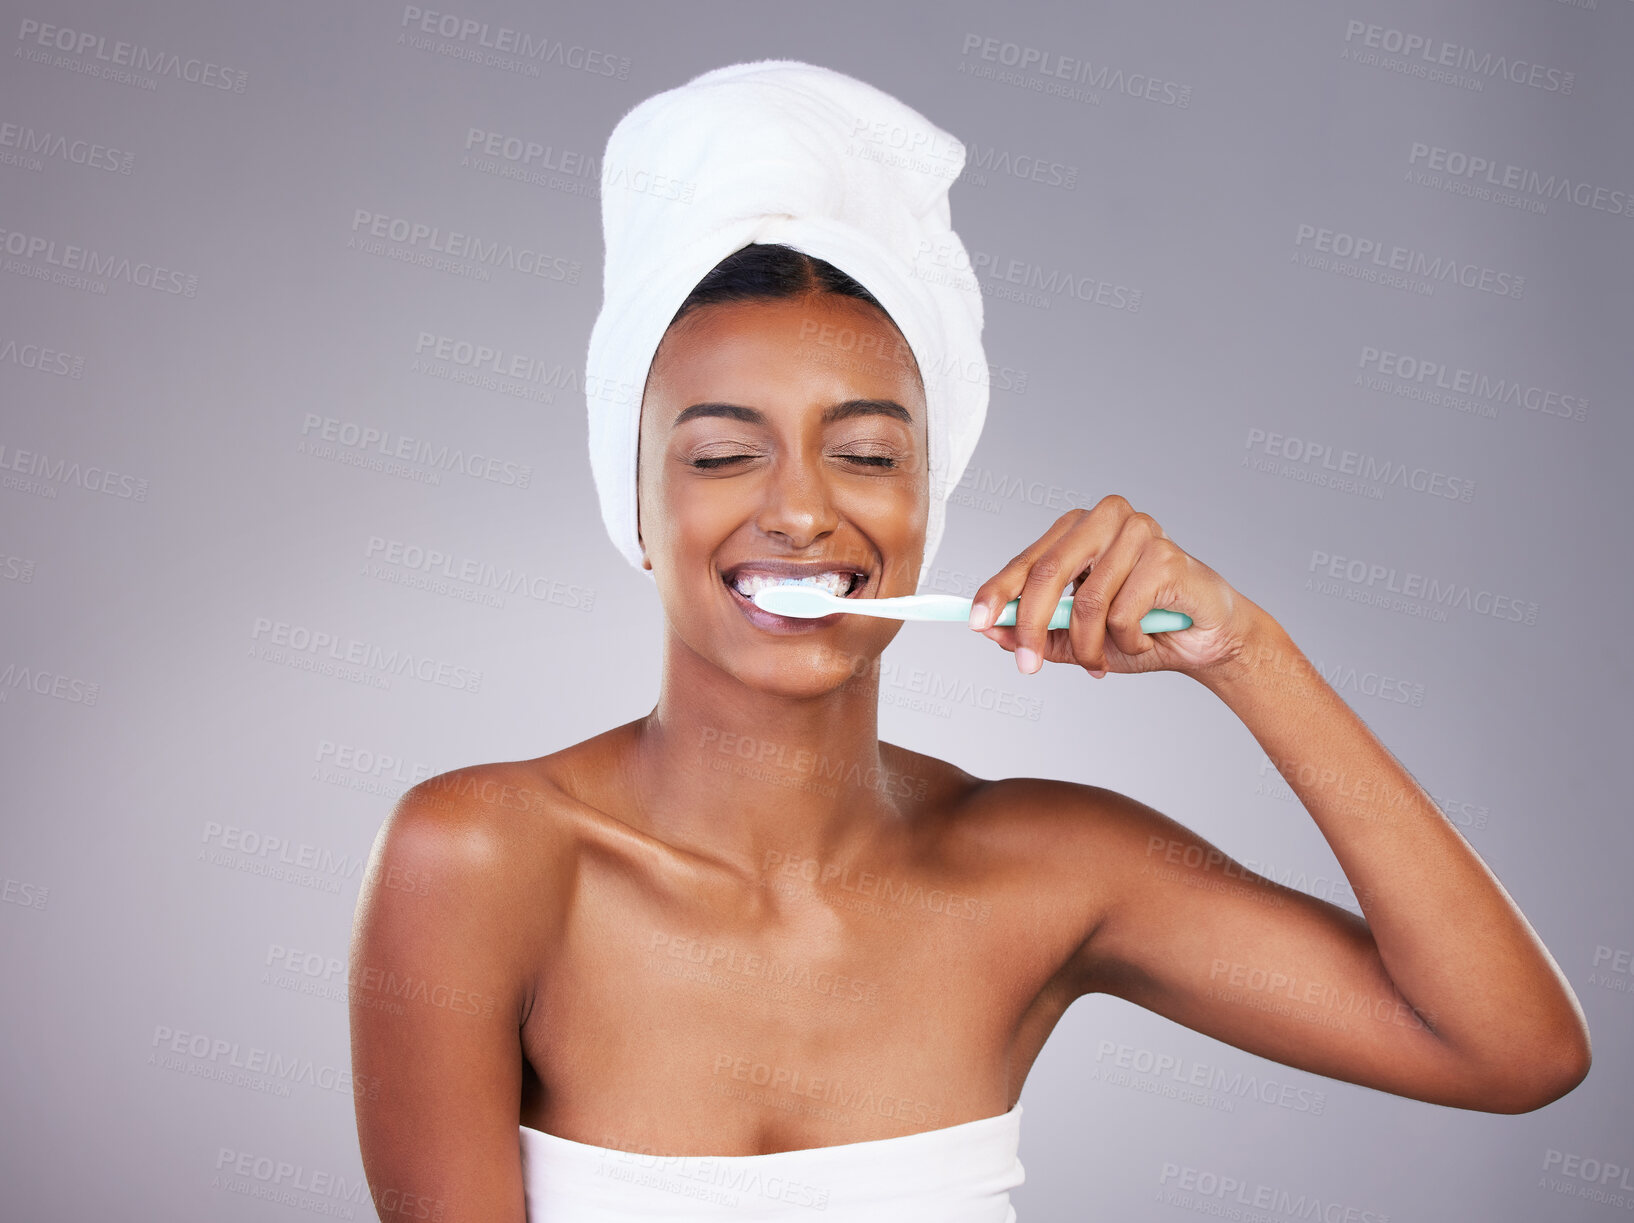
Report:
731,571,855,599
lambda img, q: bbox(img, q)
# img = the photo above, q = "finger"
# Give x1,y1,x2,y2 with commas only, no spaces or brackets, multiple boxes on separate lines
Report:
979,623,1079,669
1104,536,1186,659
1010,507,1123,673
967,509,1084,632
1068,511,1161,672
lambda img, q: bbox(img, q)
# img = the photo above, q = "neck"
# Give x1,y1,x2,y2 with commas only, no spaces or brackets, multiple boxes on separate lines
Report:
629,628,908,879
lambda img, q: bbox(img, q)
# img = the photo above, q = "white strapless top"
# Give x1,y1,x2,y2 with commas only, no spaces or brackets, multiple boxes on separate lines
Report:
518,1103,1025,1222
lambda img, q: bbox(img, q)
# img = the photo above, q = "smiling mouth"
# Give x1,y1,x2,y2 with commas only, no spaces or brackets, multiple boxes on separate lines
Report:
721,569,868,602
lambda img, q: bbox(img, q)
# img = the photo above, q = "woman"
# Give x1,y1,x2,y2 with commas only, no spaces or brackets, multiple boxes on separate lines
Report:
349,69,1591,1223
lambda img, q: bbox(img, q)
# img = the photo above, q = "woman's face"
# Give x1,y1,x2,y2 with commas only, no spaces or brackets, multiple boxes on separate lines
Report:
636,291,929,690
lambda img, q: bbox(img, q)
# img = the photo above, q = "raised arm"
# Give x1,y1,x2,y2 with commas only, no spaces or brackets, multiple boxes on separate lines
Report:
970,500,1592,1113
1064,768,1586,1113
349,775,540,1222
1058,609,1591,1112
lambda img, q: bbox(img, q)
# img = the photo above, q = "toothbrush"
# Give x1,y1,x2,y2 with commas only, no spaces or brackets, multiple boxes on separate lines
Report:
750,583,1192,634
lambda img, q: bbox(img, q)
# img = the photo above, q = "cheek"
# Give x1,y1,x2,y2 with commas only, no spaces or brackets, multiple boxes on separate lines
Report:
651,478,743,555
857,475,927,525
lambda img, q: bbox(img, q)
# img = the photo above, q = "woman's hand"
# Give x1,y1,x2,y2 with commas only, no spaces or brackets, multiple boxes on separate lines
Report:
968,496,1264,681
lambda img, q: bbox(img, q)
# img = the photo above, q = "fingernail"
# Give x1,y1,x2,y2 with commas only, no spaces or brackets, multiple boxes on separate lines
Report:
969,602,989,631
1017,647,1038,674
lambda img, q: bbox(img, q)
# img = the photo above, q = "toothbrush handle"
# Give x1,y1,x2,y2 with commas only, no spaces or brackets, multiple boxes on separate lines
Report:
993,597,1192,634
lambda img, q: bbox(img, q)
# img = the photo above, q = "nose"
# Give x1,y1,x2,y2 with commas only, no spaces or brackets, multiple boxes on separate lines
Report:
755,450,839,548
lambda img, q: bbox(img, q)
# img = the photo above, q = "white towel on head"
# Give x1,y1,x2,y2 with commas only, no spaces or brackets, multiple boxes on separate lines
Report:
584,58,988,591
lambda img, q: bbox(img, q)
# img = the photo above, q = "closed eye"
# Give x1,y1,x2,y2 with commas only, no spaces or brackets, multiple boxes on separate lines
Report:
689,454,899,470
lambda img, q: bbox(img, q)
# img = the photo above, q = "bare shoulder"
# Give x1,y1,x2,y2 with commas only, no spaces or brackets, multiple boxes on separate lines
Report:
963,772,1228,906
910,761,1225,974
877,744,1125,878
403,715,656,831
359,751,597,951
381,759,569,866
867,749,1209,995
369,719,665,893
896,748,1162,861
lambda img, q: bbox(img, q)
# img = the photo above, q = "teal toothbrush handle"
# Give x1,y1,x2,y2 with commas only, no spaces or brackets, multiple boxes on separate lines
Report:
992,598,1192,633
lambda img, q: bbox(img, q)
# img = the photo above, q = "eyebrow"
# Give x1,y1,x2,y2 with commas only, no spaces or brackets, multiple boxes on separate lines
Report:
671,398,914,430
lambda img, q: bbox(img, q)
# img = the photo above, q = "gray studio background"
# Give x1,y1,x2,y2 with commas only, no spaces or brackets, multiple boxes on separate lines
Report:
3,1,1630,1220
